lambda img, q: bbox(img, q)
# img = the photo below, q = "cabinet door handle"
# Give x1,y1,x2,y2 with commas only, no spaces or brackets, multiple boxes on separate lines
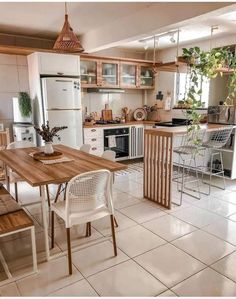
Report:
91,129,96,132
91,138,97,141
92,147,97,150
57,72,64,75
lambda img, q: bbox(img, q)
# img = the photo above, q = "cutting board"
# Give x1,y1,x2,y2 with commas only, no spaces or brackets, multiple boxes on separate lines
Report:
102,109,113,121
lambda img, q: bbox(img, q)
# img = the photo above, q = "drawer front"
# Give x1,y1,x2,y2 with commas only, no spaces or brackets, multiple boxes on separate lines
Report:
84,128,103,138
84,137,103,147
90,146,103,156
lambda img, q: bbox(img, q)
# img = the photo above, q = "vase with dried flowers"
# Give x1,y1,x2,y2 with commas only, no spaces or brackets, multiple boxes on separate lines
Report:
34,121,68,155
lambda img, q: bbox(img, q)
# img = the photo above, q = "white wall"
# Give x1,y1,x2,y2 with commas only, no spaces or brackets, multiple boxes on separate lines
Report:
0,54,29,132
81,89,144,120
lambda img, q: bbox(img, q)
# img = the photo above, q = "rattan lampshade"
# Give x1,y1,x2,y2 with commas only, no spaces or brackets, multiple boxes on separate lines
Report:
53,3,84,53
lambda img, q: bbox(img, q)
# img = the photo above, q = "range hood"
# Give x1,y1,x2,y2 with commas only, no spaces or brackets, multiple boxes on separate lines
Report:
87,88,125,93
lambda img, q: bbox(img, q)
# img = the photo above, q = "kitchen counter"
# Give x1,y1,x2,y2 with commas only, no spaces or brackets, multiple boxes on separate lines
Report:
149,123,228,135
83,120,157,128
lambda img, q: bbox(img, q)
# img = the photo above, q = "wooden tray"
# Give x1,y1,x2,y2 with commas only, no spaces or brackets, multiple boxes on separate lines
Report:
32,151,63,161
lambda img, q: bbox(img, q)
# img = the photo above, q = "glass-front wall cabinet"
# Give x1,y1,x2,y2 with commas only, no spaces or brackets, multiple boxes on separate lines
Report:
81,60,97,86
140,66,154,88
120,63,137,87
101,62,118,86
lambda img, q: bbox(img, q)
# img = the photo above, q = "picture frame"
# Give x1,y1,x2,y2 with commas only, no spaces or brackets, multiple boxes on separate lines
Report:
0,123,4,132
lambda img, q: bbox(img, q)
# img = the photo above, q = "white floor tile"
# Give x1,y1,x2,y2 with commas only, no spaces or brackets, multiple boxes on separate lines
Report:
158,289,177,297
49,279,98,296
203,218,236,246
172,230,235,265
120,202,166,224
212,251,236,283
0,282,20,296
88,260,167,296
135,243,205,288
113,191,141,209
172,268,236,296
192,197,236,217
116,225,166,257
16,256,82,296
92,211,137,236
143,214,197,241
71,240,129,277
172,205,222,228
53,225,104,252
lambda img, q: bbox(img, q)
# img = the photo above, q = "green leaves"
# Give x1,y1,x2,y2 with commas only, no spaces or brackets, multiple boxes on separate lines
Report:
18,92,32,117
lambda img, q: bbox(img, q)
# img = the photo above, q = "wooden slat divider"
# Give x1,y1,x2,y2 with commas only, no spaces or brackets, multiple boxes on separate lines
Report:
144,129,173,209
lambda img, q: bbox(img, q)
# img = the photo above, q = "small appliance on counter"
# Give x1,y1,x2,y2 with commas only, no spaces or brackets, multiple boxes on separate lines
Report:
12,97,36,143
155,118,191,127
208,105,236,125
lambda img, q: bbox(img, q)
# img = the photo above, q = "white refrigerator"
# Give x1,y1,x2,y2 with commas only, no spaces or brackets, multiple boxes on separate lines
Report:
41,77,83,149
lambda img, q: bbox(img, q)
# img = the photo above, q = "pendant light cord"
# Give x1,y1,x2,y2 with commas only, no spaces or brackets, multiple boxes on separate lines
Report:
65,2,68,15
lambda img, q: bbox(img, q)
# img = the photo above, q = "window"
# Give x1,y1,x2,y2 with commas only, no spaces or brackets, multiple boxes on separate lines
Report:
175,73,210,107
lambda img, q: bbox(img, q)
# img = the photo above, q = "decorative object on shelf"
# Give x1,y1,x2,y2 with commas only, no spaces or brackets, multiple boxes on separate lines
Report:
133,108,146,121
156,91,164,100
53,2,84,53
34,121,67,155
18,92,32,117
146,104,161,121
0,124,4,132
164,91,172,111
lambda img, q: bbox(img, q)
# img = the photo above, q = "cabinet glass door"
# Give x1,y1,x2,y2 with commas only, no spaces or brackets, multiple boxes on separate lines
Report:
121,64,136,87
102,63,118,86
140,66,154,87
81,60,97,86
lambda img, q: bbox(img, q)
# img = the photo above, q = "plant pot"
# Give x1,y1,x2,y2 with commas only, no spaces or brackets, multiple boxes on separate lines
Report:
44,142,54,155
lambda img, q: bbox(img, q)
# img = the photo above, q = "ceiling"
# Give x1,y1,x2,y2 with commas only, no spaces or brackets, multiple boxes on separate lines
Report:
0,2,150,38
118,9,236,50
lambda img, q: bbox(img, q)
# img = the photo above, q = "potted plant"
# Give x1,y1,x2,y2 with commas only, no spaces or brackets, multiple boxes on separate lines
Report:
18,92,32,118
34,121,68,154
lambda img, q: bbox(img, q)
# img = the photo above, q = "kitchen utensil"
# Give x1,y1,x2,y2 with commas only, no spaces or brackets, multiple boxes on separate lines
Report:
133,108,146,121
102,109,113,121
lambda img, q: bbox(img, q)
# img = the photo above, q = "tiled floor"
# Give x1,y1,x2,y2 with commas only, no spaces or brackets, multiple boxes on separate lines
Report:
1,171,236,296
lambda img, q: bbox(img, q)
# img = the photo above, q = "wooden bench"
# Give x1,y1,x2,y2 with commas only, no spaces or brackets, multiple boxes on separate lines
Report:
0,186,37,281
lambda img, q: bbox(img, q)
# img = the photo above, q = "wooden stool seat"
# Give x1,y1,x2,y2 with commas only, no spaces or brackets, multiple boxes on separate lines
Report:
0,186,37,282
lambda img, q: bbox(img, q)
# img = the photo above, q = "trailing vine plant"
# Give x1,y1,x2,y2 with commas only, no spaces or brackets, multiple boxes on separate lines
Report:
182,46,236,144
18,92,32,117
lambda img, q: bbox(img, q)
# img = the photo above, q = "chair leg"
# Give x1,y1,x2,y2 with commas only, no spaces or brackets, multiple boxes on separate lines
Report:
14,182,18,202
46,185,51,207
31,226,38,273
39,186,42,196
86,222,90,237
110,215,117,256
114,217,118,228
66,228,72,275
6,176,10,192
51,211,54,249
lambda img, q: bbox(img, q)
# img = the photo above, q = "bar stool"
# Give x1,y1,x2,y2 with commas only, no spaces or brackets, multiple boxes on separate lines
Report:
201,126,233,195
173,128,206,206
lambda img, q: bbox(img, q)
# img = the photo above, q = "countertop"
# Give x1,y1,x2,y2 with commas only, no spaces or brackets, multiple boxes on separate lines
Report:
146,123,231,135
83,120,157,128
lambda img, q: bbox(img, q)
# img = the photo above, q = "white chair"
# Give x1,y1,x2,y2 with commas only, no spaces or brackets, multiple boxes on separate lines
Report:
6,141,51,205
80,144,91,153
51,169,117,275
102,150,116,162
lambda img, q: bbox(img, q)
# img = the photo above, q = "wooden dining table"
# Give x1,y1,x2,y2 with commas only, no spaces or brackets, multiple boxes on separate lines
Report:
0,144,127,261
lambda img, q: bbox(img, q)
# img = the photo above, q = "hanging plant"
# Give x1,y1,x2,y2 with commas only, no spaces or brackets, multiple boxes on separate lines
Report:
18,92,32,117
182,46,236,133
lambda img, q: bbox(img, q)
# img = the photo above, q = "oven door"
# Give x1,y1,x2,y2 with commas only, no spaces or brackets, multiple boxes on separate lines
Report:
104,134,129,159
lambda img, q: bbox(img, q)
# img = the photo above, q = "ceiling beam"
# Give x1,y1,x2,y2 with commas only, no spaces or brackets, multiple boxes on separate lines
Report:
81,2,234,53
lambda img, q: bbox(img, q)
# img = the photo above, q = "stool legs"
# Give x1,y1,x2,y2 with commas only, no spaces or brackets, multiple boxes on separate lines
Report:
66,228,72,275
31,226,38,273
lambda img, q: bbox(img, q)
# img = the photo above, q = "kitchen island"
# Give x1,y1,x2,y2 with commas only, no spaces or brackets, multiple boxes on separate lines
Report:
144,124,234,209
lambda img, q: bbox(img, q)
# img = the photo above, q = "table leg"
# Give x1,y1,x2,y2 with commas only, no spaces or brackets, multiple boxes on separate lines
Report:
40,185,50,261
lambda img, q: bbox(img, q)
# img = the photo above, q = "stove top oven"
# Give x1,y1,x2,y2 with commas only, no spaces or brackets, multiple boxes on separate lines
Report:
104,127,129,160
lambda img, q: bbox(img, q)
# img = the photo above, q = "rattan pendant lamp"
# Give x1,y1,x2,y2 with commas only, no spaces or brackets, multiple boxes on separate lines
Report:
53,2,84,53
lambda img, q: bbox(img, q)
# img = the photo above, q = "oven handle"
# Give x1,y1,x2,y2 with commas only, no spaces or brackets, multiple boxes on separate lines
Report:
105,134,129,138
